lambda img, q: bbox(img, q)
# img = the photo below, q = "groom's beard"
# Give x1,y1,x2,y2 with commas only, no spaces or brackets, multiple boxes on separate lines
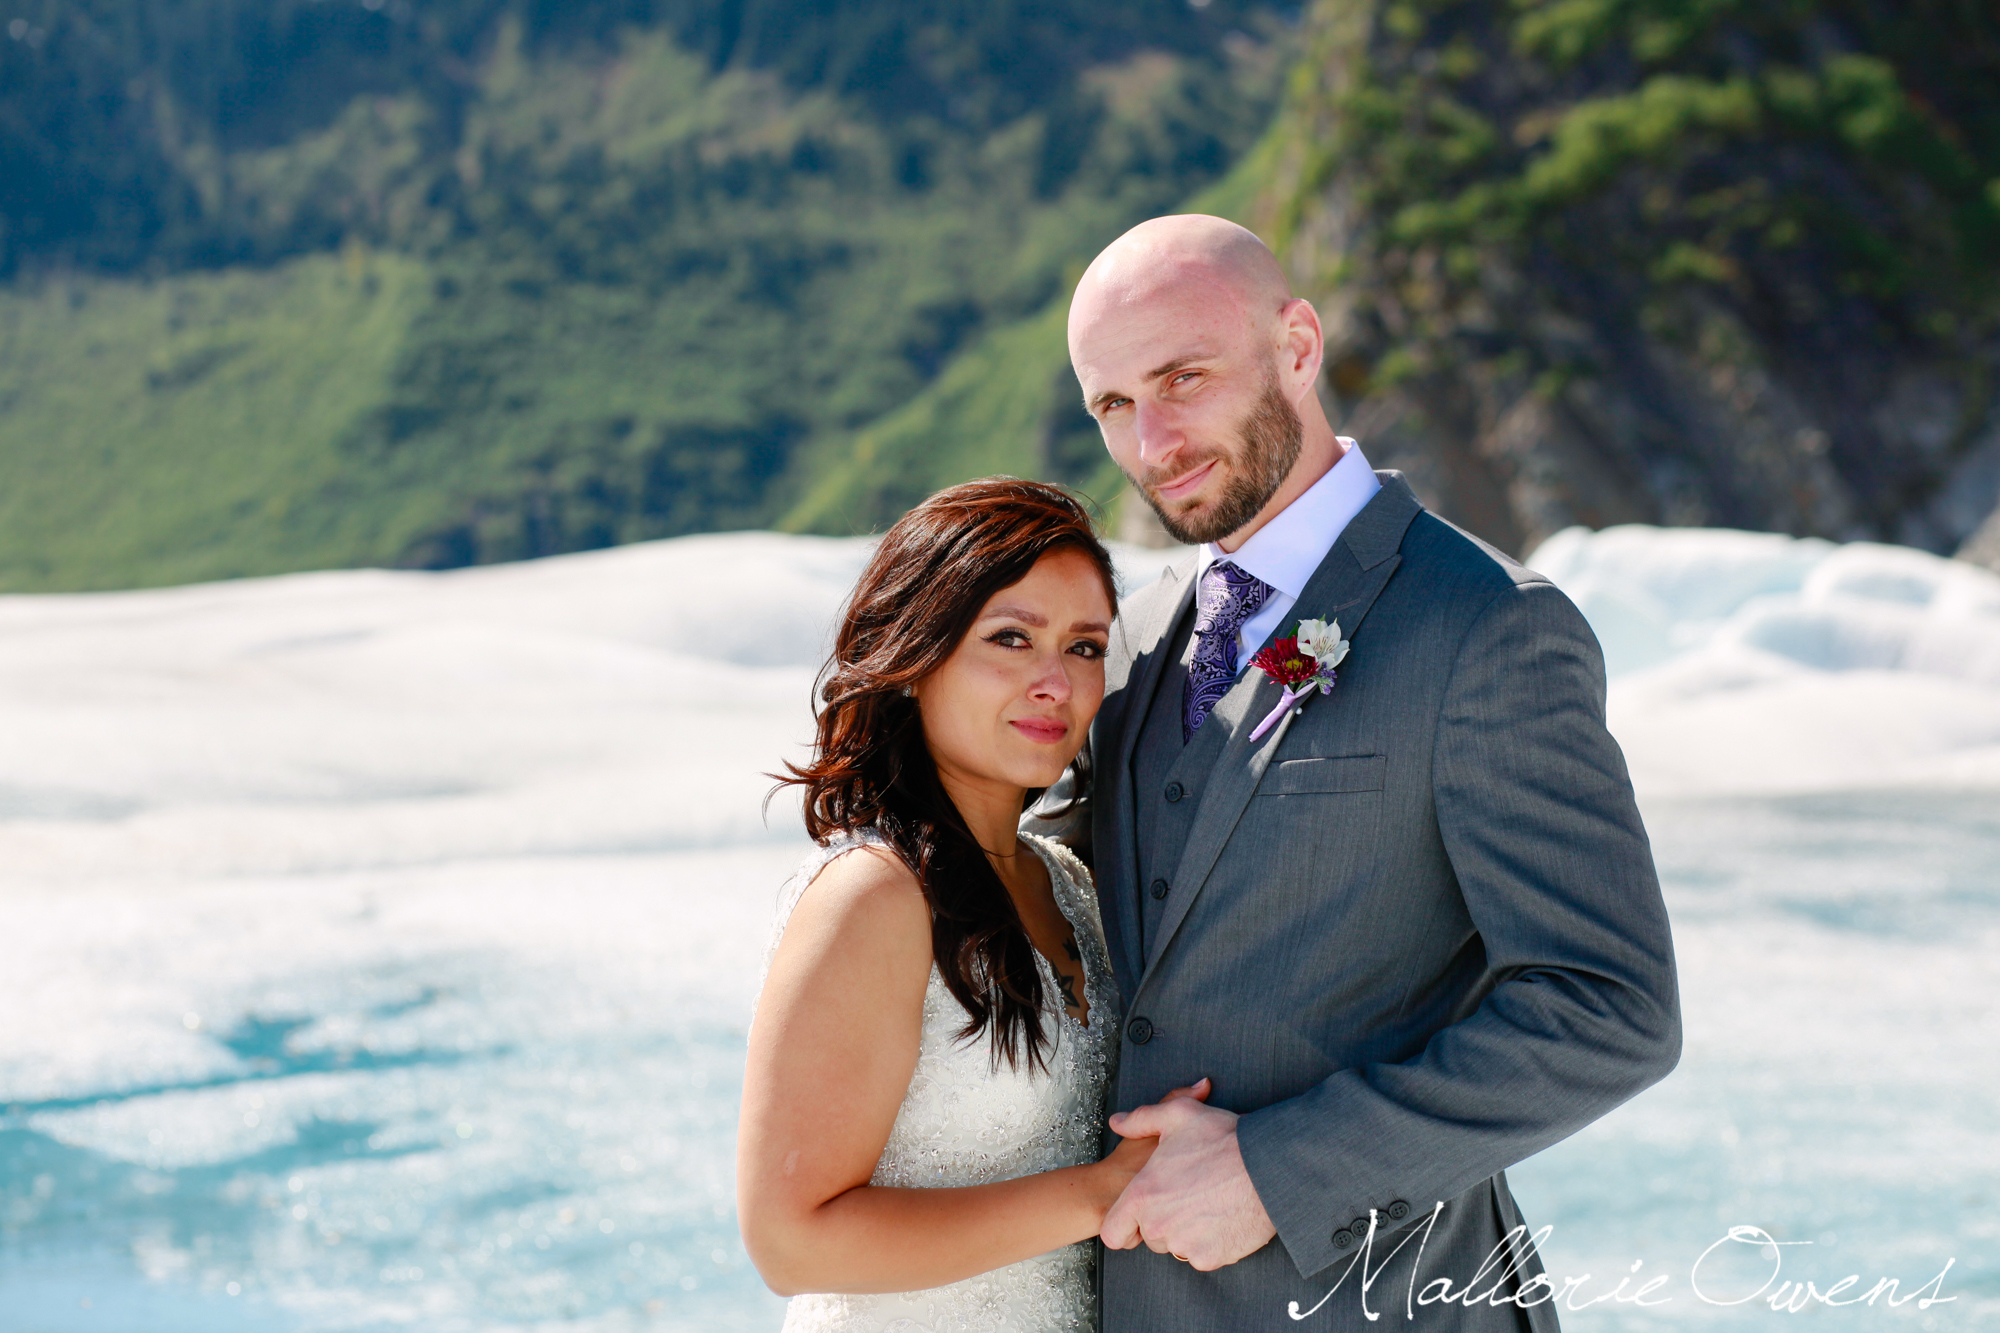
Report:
1131,372,1304,547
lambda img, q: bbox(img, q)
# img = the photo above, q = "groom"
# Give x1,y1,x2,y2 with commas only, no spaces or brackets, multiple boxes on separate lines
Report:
1037,215,1682,1329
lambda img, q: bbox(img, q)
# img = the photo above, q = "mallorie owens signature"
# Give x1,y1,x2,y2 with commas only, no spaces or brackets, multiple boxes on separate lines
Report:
1287,1206,1957,1322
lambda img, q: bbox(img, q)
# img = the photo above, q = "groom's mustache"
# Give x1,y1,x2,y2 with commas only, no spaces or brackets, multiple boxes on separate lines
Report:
1134,447,1228,501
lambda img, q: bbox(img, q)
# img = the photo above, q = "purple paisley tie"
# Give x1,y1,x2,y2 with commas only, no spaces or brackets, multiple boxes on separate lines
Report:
1182,559,1274,741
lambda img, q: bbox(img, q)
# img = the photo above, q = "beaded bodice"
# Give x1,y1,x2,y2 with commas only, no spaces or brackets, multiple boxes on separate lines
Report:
758,829,1119,1332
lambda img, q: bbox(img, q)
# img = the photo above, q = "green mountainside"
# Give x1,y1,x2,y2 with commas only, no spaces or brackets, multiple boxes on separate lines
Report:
777,135,1283,537
0,1,1288,590
6,0,1998,591
826,0,2000,562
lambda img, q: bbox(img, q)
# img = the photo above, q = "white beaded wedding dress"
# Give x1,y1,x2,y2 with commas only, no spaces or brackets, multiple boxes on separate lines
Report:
758,829,1119,1333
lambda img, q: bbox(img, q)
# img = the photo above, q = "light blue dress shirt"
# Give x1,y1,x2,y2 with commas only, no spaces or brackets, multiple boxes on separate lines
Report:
1194,437,1382,669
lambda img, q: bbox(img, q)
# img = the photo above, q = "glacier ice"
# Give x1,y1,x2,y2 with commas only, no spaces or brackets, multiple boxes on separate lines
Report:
0,526,1992,1330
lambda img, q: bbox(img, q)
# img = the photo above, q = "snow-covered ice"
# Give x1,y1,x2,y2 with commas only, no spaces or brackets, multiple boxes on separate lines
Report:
1533,525,2000,797
1,526,1993,1329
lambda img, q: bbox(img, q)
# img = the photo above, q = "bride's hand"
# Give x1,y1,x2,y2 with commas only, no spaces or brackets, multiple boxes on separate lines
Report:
1092,1078,1210,1208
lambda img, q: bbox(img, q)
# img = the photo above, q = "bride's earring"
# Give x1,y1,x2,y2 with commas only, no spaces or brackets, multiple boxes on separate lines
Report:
900,685,914,698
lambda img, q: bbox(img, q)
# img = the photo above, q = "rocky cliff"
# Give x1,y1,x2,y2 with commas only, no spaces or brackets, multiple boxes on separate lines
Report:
1253,0,2000,565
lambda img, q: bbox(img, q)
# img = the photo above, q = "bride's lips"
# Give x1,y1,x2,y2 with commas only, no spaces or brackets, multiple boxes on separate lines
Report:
1010,717,1069,743
1152,458,1217,504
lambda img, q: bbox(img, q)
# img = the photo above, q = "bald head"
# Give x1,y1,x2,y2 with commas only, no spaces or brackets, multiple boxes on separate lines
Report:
1068,215,1292,357
1066,214,1340,550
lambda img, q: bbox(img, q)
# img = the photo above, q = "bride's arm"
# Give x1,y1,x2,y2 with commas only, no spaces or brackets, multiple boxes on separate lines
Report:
737,843,1147,1297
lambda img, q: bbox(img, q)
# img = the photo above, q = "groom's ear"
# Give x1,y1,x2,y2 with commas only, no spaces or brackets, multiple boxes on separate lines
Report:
1276,296,1325,395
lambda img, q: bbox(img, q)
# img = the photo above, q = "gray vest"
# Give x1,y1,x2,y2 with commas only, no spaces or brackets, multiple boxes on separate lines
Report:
1129,603,1238,959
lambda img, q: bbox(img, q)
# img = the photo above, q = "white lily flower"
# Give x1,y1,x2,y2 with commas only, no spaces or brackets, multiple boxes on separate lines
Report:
1297,618,1349,668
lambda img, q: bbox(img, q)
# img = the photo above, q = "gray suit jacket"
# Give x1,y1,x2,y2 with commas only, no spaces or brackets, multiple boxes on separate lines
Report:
1035,473,1681,1330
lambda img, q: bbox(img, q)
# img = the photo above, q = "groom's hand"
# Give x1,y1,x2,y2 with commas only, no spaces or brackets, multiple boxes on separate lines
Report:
1100,1083,1277,1271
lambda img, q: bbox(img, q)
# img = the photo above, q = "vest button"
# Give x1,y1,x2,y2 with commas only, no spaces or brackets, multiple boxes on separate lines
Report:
1149,878,1170,901
1164,781,1185,803
1126,1016,1154,1045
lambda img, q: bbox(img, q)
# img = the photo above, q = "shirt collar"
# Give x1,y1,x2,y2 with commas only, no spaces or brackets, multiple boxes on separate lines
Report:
1197,438,1379,596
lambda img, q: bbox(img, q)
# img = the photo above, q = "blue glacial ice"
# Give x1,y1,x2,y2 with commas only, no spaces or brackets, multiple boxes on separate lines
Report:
0,526,1993,1330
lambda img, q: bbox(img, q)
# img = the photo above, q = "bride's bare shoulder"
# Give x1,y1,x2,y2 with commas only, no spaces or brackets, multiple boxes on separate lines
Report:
776,840,930,972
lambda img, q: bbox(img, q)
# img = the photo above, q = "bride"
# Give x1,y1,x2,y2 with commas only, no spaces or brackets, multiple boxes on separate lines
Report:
737,478,1202,1332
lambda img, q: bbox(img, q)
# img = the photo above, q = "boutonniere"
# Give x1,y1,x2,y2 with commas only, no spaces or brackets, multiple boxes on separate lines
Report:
1247,618,1349,741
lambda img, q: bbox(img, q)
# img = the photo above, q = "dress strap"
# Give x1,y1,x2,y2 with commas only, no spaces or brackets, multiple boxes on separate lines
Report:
1021,832,1104,951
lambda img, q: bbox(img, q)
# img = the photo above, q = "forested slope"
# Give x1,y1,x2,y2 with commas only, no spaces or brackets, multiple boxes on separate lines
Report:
9,0,1997,590
0,0,1287,589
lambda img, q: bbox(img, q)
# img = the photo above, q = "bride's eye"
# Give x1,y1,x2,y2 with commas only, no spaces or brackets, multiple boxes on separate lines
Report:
985,628,1031,649
1069,640,1106,660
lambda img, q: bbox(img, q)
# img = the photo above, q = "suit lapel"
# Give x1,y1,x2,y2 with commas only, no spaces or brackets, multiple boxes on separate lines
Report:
1139,473,1423,983
1099,556,1197,996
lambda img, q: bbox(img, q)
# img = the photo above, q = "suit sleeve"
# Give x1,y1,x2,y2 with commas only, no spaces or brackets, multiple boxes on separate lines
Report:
1235,578,1682,1278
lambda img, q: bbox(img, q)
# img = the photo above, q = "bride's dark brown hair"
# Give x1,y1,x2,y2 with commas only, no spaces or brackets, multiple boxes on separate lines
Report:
777,477,1117,1073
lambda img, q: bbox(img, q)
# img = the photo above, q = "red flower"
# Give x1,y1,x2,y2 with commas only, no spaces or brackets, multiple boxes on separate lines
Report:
1250,636,1319,687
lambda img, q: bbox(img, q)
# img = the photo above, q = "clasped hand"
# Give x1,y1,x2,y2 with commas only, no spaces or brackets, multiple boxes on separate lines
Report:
1098,1077,1277,1271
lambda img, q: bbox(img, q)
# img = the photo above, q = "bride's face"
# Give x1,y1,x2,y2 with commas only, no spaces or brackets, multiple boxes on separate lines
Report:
914,546,1114,795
